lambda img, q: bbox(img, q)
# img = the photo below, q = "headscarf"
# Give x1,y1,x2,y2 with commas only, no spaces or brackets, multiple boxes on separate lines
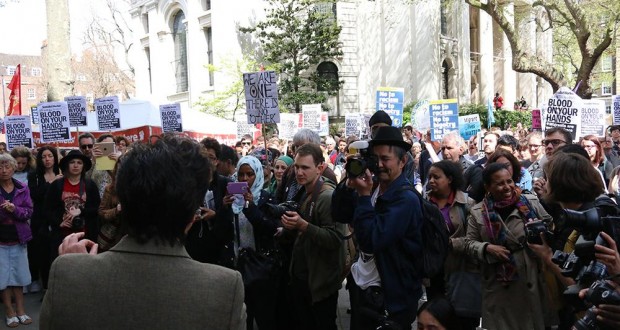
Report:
276,155,294,167
232,155,265,214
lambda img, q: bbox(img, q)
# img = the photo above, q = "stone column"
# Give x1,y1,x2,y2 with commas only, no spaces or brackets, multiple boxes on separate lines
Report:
478,8,494,103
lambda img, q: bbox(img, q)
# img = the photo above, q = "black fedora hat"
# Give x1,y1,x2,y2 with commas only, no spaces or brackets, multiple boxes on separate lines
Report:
59,150,92,174
369,126,412,151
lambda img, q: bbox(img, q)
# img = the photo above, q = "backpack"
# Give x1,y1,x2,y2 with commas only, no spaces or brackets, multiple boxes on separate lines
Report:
400,185,450,278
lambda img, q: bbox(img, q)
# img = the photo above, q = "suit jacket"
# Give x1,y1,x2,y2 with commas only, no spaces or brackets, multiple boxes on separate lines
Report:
40,236,246,330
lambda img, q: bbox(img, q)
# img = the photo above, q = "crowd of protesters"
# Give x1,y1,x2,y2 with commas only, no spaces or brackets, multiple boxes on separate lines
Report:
1,111,620,330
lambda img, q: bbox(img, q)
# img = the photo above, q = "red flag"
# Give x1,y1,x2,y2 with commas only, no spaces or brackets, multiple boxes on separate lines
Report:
7,64,21,116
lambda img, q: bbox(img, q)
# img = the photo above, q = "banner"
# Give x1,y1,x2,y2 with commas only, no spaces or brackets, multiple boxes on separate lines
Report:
544,87,582,142
429,99,459,141
376,87,404,127
7,64,21,116
302,104,321,131
38,101,71,143
243,71,280,124
613,95,620,125
458,114,481,141
411,99,430,132
531,109,542,130
65,96,88,127
95,96,121,131
581,99,606,137
30,105,40,125
5,116,33,149
159,103,183,133
278,113,302,140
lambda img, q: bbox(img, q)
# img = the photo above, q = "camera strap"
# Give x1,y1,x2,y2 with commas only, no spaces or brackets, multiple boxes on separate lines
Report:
308,177,324,221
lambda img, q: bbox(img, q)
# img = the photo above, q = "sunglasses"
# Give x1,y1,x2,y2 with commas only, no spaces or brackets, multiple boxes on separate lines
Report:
541,139,566,147
80,144,94,150
242,142,251,146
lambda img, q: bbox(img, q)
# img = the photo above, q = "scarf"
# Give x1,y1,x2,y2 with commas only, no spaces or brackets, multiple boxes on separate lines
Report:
482,187,538,285
232,156,265,215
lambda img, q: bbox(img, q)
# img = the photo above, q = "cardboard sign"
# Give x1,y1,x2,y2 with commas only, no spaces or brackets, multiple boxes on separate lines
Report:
302,104,321,131
65,96,88,127
613,95,620,125
458,114,481,141
376,87,404,127
531,109,542,130
5,116,33,149
429,99,459,141
159,103,183,133
38,101,71,143
581,99,606,137
544,87,582,142
95,96,121,131
243,71,280,124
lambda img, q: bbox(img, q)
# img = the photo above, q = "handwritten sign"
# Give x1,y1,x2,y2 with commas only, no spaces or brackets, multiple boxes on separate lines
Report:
531,109,542,130
458,114,481,141
39,101,71,143
243,71,280,124
159,103,183,133
95,96,121,131
65,96,88,127
5,116,33,149
412,99,430,131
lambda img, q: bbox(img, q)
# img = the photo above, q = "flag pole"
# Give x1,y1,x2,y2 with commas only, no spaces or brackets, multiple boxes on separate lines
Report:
1,75,6,118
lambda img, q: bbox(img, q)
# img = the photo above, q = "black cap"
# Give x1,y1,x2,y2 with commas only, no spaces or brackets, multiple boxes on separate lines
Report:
369,126,412,151
369,111,392,127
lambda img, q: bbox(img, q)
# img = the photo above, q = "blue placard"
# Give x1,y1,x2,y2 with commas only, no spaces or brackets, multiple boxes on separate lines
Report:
430,99,459,141
376,88,404,127
458,114,481,141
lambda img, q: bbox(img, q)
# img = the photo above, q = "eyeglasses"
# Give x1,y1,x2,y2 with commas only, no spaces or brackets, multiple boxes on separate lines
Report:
542,139,566,147
80,144,94,150
528,144,542,148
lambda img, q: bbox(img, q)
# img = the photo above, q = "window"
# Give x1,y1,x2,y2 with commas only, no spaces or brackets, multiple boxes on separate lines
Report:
602,82,612,95
31,67,41,77
205,27,214,86
601,55,613,72
145,47,152,94
607,105,612,114
27,88,35,100
142,14,149,34
202,0,211,10
76,74,87,81
172,11,188,93
440,0,448,35
315,2,336,23
6,66,15,76
316,62,339,92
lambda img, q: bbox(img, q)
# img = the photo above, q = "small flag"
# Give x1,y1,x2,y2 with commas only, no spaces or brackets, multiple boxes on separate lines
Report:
7,64,21,116
487,96,495,129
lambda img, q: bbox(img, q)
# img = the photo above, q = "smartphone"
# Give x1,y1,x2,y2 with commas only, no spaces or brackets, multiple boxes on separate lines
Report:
227,182,249,195
95,142,115,156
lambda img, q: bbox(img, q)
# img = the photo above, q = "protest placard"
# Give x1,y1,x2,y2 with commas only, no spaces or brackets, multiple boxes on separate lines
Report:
613,95,620,125
581,99,605,137
376,87,404,127
38,101,71,143
5,116,33,149
243,71,280,124
30,105,40,125
458,114,481,141
302,104,321,131
319,112,329,137
65,96,88,127
429,99,459,141
237,120,256,141
412,99,430,132
345,114,363,138
544,87,582,142
278,113,300,140
531,110,542,130
159,103,183,133
95,96,121,131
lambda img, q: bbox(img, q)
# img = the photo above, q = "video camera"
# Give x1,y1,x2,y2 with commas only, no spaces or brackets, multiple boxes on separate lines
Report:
550,207,620,329
345,141,378,178
263,201,300,219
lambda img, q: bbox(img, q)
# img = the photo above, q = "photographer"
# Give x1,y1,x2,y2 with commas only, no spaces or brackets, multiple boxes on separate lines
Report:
347,126,424,329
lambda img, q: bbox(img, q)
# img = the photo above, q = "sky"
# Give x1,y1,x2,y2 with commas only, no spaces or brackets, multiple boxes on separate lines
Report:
0,0,107,56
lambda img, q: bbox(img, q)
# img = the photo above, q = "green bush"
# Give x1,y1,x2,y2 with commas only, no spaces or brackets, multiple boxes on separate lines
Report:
458,104,532,129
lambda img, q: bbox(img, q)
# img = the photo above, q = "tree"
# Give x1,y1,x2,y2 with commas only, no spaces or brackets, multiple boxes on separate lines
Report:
240,0,343,112
465,0,620,99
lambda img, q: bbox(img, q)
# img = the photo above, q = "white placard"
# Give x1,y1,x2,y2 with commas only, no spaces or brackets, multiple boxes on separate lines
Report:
95,96,121,131
159,103,183,133
302,104,321,131
5,116,33,149
278,113,301,140
544,87,582,142
581,99,606,137
237,120,256,141
64,96,88,127
412,99,431,131
39,101,71,143
319,111,329,137
243,71,280,124
345,113,363,137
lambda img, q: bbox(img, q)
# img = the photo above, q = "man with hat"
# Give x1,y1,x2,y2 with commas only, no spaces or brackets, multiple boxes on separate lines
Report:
347,126,424,330
44,150,101,261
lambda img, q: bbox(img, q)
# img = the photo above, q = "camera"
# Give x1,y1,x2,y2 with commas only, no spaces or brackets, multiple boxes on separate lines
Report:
72,216,85,231
573,280,620,330
263,201,300,219
345,141,379,177
525,219,553,245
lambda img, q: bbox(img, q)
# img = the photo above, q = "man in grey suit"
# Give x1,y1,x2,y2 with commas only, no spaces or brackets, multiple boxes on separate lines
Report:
40,135,246,330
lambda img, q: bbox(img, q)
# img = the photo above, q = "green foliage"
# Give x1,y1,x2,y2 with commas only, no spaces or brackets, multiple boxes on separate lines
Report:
459,104,532,129
239,0,343,113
